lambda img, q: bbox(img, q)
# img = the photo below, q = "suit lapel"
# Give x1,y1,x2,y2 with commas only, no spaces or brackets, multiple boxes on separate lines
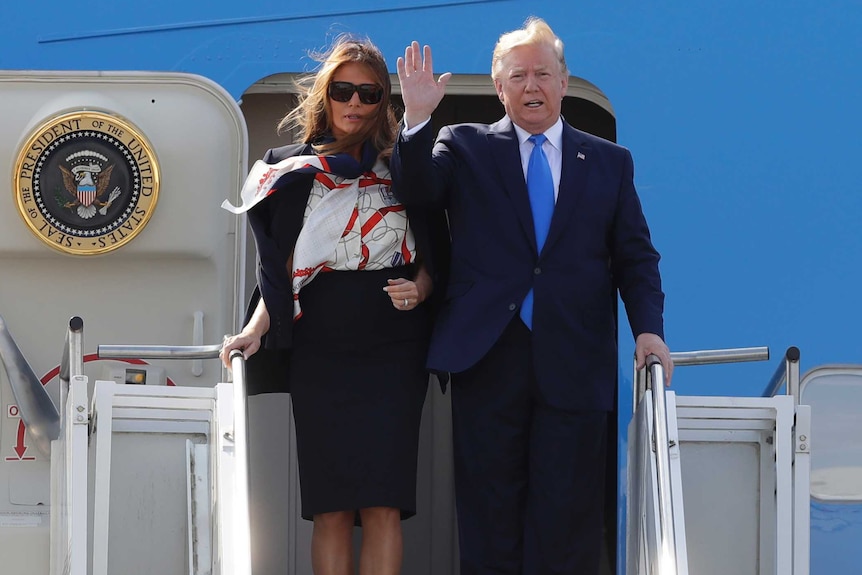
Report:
487,117,538,251
543,123,591,254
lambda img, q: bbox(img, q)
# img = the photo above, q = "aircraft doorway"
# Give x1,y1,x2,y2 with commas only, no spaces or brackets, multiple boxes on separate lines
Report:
238,74,619,575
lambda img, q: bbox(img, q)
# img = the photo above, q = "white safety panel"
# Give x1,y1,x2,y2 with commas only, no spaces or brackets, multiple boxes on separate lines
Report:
674,395,808,575
88,379,249,575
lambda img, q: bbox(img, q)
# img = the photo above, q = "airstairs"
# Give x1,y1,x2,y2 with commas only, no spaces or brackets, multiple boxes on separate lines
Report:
45,317,252,575
3,310,816,575
46,339,816,575
628,347,812,575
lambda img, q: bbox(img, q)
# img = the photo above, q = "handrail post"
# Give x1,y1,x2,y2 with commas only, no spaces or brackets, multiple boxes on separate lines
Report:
633,356,647,413
60,316,85,383
229,349,252,575
646,353,678,574
785,348,801,406
60,316,84,417
763,347,800,399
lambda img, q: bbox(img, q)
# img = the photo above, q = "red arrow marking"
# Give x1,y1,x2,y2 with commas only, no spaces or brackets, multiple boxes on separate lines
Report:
13,420,27,458
5,420,35,461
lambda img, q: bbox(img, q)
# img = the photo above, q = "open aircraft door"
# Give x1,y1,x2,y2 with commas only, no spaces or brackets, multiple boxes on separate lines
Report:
0,71,247,574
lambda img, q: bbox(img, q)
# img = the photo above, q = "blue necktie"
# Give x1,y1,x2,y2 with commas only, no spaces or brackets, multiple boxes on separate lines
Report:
520,134,555,329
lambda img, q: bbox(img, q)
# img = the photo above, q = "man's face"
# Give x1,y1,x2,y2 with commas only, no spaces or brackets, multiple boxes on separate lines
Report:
494,42,568,135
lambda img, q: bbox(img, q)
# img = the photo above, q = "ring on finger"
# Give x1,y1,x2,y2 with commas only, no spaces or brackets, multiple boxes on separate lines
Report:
403,298,409,307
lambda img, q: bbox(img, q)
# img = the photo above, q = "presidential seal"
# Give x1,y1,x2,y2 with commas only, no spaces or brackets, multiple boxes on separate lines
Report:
13,111,159,255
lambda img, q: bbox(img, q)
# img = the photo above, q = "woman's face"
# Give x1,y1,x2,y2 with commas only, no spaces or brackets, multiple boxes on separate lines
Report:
328,62,382,141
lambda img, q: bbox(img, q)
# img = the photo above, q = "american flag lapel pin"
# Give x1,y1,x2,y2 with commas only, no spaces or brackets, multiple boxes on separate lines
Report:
577,151,586,160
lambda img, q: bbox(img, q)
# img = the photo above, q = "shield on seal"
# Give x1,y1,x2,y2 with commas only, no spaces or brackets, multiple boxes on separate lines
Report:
73,166,99,206
77,183,96,206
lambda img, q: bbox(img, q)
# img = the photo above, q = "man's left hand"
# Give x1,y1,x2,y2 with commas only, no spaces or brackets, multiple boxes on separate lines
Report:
635,333,673,386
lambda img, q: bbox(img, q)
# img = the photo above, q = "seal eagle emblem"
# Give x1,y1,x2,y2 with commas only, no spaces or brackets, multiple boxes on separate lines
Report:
59,151,118,219
13,110,160,255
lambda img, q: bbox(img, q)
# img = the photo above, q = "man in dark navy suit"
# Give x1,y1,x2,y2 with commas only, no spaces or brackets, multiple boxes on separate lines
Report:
392,17,673,575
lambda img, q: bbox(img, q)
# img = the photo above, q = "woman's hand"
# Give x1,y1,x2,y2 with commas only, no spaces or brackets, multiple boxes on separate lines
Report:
220,298,270,368
220,330,262,369
384,266,432,311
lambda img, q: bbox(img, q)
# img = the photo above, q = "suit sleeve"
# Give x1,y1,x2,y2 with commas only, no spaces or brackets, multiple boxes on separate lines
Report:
391,122,456,209
611,148,665,340
245,145,309,349
240,285,291,395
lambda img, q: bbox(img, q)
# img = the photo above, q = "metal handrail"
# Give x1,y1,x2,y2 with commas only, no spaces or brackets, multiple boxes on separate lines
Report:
645,354,678,575
98,343,228,386
98,343,223,360
762,346,801,403
0,314,60,456
634,347,770,411
671,346,769,367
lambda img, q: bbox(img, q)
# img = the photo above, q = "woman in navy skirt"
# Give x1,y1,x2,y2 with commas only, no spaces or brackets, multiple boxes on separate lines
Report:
220,35,448,575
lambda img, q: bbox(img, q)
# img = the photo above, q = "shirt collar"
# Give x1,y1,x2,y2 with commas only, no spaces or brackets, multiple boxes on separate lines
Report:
512,117,564,152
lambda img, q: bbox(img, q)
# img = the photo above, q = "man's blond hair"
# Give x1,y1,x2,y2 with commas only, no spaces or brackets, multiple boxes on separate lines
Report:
491,17,568,80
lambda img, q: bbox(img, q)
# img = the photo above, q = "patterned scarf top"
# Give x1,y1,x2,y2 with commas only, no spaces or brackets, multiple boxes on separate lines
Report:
222,141,414,320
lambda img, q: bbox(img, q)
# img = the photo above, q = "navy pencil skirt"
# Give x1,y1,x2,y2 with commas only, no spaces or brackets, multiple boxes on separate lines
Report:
288,266,430,521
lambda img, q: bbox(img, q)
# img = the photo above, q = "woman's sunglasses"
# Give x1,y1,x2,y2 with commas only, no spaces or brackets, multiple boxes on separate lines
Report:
328,81,384,105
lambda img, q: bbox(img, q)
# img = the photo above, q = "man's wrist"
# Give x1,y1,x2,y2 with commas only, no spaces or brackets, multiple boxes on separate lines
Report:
403,116,431,136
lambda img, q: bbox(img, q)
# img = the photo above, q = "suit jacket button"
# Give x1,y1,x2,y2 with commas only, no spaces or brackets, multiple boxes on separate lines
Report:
508,303,517,311
534,267,541,275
